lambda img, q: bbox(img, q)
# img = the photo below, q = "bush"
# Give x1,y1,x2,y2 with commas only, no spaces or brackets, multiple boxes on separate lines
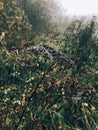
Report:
0,44,97,130
0,0,32,49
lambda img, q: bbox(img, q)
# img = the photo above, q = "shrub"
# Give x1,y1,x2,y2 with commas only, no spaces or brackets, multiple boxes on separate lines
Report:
0,44,97,130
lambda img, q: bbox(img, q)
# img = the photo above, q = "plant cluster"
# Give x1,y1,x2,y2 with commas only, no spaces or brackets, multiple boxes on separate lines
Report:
0,44,97,130
0,0,98,130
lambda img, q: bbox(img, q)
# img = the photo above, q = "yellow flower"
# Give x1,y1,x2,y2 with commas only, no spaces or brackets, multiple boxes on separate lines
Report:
13,100,21,105
55,80,61,85
21,94,25,98
58,125,62,129
96,93,98,96
41,72,44,75
6,118,11,125
4,88,10,94
53,104,58,109
26,79,31,83
30,83,32,86
53,67,57,72
91,106,95,111
31,77,35,80
53,67,58,72
82,103,88,107
75,128,80,130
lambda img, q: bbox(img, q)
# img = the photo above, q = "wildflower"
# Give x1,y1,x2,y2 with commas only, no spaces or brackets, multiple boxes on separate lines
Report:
96,93,98,96
55,80,61,85
30,83,32,86
58,125,62,129
82,103,88,107
75,128,80,130
15,71,20,75
26,77,35,83
4,89,8,94
53,67,58,72
26,79,31,83
31,77,35,80
41,72,44,75
21,94,25,98
62,91,65,96
13,100,21,105
53,104,58,109
91,106,95,111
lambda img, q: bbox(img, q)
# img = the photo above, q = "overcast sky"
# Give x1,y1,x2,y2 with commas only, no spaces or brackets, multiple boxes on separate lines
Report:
58,0,98,16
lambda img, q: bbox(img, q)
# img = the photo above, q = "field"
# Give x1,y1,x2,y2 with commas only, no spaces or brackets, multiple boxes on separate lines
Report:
0,1,98,130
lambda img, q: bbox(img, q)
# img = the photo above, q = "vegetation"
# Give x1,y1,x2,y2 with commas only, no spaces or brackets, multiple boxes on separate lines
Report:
0,0,98,130
0,0,32,49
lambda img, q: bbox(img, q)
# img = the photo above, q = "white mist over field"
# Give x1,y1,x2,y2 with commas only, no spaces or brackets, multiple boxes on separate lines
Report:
22,0,98,32
56,0,98,16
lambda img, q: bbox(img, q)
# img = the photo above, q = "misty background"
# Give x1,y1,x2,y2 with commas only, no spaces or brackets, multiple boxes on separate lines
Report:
17,0,98,34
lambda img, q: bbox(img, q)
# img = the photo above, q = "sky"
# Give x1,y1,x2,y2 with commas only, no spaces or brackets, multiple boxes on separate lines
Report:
58,0,98,16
